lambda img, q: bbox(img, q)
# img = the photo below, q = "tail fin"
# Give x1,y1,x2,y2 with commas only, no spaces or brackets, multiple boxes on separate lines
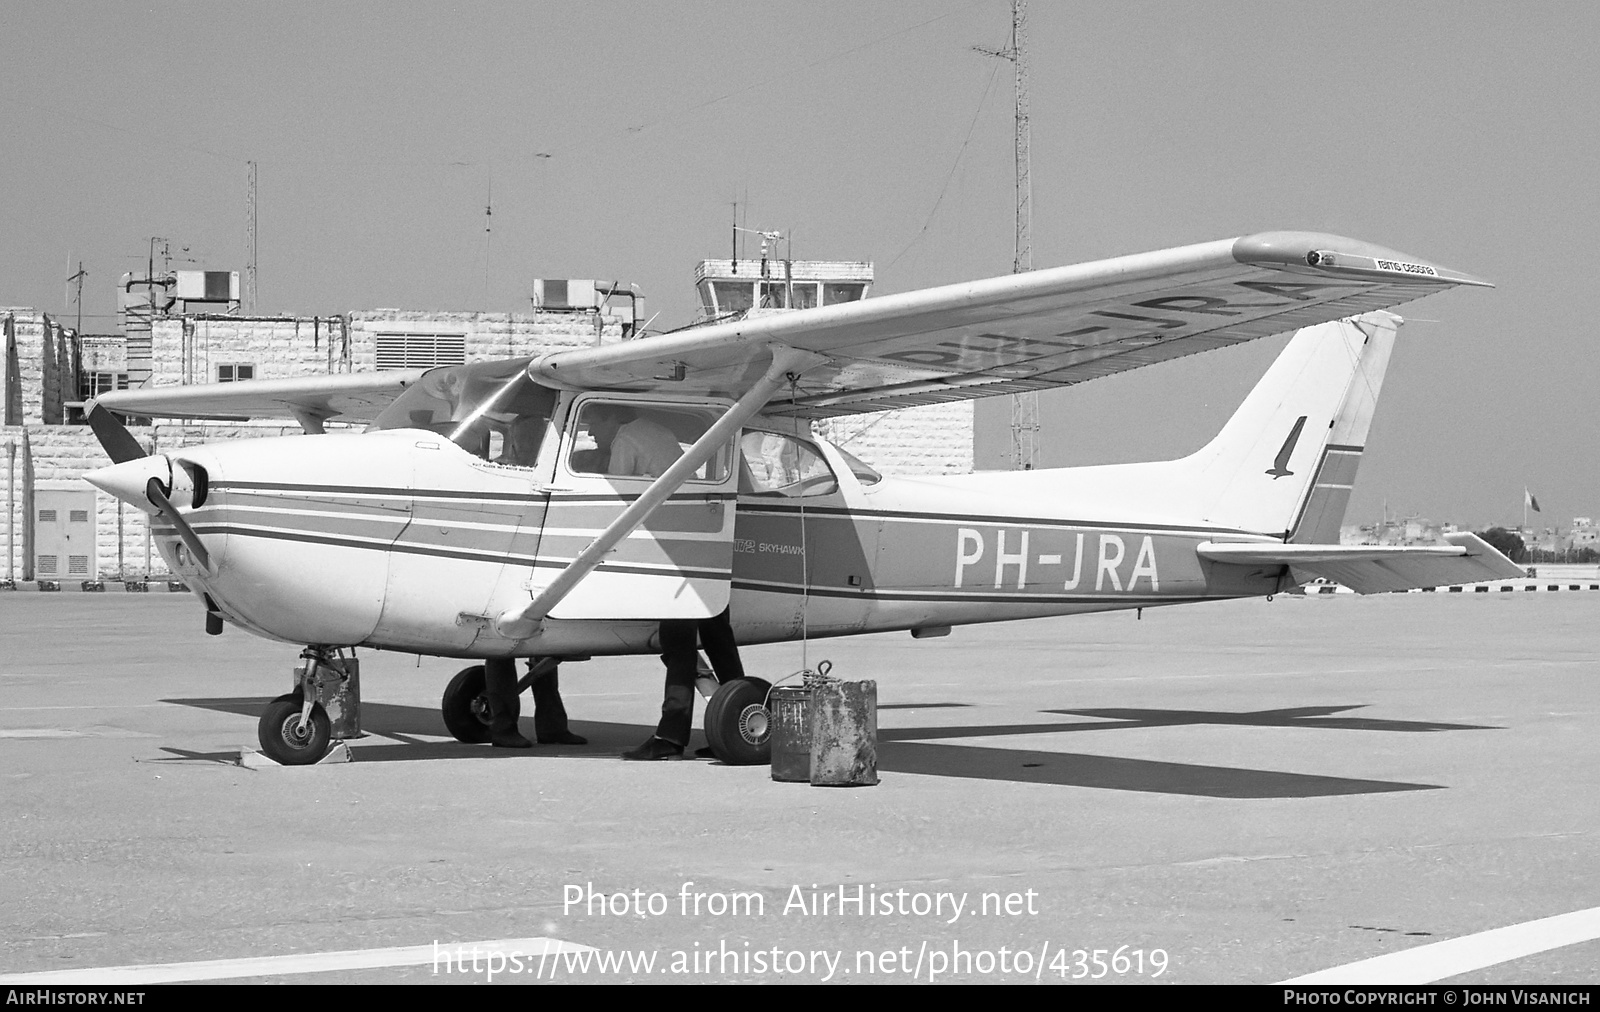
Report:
1184,311,1399,539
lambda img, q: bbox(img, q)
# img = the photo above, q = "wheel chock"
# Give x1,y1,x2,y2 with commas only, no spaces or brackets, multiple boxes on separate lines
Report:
236,740,352,768
237,746,279,769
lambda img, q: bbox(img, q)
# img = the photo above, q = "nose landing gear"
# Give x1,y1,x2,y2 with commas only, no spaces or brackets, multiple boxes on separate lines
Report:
255,647,361,765
259,693,331,764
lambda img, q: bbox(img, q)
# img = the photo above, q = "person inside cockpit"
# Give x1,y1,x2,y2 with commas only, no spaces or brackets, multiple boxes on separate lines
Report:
496,414,546,468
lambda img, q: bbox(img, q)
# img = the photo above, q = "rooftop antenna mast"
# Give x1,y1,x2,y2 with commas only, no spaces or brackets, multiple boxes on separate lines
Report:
735,226,786,304
66,261,86,335
978,0,1037,469
484,169,493,308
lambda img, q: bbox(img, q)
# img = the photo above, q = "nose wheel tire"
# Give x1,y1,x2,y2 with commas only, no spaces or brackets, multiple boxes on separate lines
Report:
257,694,332,766
441,665,492,744
703,677,774,766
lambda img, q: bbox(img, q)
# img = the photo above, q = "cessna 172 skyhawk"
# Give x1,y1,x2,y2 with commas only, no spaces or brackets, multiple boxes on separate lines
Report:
83,231,1521,765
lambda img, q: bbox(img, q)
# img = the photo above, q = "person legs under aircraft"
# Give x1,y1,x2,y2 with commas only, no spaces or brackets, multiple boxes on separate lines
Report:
484,657,533,749
485,657,587,748
529,661,587,745
622,608,744,761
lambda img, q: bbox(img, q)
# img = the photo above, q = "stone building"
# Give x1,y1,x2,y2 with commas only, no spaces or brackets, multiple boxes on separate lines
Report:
2,310,76,425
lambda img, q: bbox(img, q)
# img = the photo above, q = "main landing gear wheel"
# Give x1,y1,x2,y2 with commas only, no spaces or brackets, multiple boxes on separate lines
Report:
257,693,331,766
441,665,492,744
704,677,774,766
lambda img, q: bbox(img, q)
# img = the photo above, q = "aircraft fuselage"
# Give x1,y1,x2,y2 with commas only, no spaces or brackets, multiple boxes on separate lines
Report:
144,428,1280,660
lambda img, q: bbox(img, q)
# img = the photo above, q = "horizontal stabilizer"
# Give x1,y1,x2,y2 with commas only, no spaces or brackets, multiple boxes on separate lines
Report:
1197,533,1526,594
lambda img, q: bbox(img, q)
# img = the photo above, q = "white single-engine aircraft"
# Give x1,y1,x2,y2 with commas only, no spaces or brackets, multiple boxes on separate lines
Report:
84,231,1521,765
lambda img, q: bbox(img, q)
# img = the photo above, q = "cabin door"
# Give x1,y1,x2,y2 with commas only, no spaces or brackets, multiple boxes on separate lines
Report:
533,393,738,620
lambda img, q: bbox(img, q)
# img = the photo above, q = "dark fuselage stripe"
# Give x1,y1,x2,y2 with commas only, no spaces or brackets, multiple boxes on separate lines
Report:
736,502,1262,536
212,481,732,506
165,523,731,581
729,579,1211,605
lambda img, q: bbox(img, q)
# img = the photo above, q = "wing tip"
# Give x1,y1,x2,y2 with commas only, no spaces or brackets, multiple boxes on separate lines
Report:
1232,230,1492,288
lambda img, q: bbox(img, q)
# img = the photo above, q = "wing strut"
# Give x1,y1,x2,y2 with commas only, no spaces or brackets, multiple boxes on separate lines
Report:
494,344,824,640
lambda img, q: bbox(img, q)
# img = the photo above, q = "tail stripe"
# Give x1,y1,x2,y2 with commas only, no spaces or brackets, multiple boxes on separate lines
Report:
1290,445,1364,544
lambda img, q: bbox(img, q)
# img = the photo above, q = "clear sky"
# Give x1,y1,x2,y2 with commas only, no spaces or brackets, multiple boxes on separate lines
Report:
3,1,1595,529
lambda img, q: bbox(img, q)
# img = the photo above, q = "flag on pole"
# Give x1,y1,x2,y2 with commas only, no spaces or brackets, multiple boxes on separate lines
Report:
1525,488,1541,513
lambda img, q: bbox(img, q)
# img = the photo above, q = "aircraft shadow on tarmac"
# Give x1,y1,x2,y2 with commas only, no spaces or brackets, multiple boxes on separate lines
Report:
159,697,1492,799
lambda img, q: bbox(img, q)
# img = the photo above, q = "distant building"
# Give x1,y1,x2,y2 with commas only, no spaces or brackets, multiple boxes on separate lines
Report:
1517,526,1561,556
1340,515,1448,547
1562,518,1598,552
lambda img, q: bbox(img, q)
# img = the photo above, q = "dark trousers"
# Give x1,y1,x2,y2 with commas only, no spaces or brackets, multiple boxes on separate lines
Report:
484,657,570,738
655,608,745,746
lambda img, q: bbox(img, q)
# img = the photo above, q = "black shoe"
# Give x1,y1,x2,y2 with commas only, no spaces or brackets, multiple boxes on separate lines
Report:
491,730,534,749
693,746,716,759
538,730,588,745
621,736,683,761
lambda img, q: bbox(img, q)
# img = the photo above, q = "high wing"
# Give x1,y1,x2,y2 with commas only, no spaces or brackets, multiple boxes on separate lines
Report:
1197,533,1527,594
86,231,1487,426
92,369,428,429
533,231,1489,418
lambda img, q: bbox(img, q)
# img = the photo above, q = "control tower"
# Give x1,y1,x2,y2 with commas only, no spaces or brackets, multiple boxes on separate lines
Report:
693,258,872,320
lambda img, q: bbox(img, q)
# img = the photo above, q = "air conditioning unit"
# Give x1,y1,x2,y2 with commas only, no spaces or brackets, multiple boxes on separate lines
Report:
176,271,240,302
532,278,597,311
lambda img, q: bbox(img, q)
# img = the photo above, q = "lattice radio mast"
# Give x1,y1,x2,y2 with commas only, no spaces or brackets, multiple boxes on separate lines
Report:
245,161,258,314
979,0,1038,469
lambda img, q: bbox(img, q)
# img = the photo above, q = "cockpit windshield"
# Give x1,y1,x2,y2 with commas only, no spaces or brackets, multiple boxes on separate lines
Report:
367,358,557,463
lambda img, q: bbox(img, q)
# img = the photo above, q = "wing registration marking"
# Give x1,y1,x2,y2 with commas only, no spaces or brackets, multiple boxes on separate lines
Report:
867,280,1366,375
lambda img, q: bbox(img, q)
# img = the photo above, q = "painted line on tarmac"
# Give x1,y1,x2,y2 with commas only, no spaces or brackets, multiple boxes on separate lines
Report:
0,936,595,984
1282,905,1600,983
0,726,153,739
0,704,174,711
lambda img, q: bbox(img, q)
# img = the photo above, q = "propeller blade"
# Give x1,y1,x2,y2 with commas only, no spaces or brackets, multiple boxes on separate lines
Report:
87,403,147,464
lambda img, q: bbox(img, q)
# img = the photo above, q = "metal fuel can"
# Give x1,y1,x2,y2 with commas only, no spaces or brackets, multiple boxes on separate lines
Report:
809,678,879,787
769,686,812,782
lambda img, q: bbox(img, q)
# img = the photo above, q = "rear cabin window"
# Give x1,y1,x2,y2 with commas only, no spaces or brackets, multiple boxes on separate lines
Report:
831,443,882,486
738,432,838,497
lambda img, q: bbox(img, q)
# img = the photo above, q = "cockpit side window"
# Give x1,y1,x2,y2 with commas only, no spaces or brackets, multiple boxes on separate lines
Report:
368,359,556,463
738,431,838,497
567,400,730,481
